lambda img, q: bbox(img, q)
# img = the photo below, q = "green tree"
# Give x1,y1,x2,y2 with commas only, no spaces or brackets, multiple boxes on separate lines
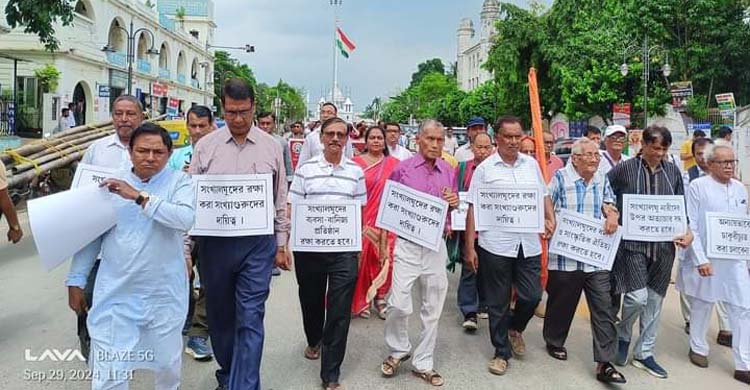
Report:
410,58,446,87
212,51,258,113
362,96,383,120
4,0,74,51
255,80,306,123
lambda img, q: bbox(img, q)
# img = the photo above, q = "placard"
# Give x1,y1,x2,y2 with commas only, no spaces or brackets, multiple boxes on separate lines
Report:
450,191,469,231
289,139,305,170
622,194,687,241
190,174,274,237
375,180,448,252
549,209,622,270
71,163,117,189
474,185,544,233
705,212,750,260
290,200,362,252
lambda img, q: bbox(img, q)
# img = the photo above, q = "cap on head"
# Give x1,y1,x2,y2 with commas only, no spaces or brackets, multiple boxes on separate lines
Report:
605,125,627,138
466,117,486,128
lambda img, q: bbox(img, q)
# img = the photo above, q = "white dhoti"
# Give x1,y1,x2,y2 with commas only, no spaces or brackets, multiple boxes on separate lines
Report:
385,238,448,372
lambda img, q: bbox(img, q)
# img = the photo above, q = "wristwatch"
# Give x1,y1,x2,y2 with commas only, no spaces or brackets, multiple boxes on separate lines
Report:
135,191,150,206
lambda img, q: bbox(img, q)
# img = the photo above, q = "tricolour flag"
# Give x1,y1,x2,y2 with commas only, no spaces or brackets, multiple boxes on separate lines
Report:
336,27,356,58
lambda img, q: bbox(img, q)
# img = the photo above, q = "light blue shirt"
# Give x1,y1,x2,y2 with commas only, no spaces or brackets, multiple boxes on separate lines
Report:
167,145,193,172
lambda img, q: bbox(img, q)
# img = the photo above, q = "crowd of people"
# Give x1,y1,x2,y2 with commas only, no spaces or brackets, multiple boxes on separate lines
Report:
1,75,747,390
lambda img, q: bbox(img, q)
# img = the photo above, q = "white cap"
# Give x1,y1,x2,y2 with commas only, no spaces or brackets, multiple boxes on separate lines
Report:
605,125,627,138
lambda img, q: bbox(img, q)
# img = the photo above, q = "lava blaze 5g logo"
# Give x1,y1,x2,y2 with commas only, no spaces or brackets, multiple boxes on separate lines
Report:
24,349,86,362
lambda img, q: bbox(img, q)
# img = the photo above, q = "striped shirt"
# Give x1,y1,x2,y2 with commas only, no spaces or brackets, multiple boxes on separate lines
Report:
289,154,367,204
548,163,615,272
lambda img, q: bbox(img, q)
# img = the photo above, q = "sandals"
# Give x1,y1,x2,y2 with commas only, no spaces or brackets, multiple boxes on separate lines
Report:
597,362,627,384
304,345,321,360
546,345,568,361
322,383,343,390
358,309,371,319
412,369,445,387
375,299,387,320
381,354,411,377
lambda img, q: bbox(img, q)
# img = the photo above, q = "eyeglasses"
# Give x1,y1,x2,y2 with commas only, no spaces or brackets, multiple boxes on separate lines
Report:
323,131,348,139
608,135,626,141
711,159,738,167
224,109,252,119
574,152,601,160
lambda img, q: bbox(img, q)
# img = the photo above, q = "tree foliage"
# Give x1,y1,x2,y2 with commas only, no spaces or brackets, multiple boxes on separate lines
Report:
410,58,446,87
4,0,74,51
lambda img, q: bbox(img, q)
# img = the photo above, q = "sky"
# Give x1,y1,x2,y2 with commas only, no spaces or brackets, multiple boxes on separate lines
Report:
213,0,538,112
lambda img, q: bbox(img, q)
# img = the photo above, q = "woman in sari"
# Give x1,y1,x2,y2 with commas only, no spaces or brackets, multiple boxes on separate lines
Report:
351,125,401,319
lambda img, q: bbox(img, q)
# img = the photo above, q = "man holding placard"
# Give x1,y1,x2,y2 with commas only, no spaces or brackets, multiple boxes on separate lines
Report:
464,115,555,376
681,144,750,384
189,78,290,390
607,126,693,378
379,119,458,387
543,138,625,383
288,117,366,390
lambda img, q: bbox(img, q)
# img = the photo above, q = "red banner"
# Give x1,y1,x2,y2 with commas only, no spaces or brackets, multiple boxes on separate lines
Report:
152,82,168,98
289,139,305,170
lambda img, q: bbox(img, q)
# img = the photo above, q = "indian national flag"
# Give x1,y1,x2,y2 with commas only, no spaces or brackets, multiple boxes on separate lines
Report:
336,27,356,58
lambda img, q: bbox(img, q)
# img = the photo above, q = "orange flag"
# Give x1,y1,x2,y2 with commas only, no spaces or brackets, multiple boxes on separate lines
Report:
528,67,549,291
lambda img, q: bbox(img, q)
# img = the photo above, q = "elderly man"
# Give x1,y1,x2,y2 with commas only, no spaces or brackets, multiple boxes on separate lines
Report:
384,122,413,161
681,144,750,384
298,103,354,164
543,131,564,174
599,125,630,175
190,78,290,390
289,117,367,390
465,115,555,376
608,126,693,378
543,138,625,383
455,132,494,331
71,95,143,360
454,117,488,162
67,123,195,389
380,119,458,387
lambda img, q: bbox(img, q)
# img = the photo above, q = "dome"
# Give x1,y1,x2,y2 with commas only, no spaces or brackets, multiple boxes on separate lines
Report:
482,0,499,9
458,17,473,30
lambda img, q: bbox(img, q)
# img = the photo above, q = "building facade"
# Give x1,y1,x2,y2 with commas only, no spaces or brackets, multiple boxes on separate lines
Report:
0,0,215,137
456,0,499,91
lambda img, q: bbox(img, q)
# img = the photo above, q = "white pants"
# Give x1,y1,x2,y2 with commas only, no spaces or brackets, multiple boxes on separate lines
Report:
689,297,750,370
90,355,181,390
385,238,448,372
680,292,731,331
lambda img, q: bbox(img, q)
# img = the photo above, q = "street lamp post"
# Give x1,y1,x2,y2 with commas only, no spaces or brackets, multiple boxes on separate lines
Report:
101,20,159,96
620,36,671,127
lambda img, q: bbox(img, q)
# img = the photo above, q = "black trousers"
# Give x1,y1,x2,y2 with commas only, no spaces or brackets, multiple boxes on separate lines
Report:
478,245,541,360
77,259,101,361
543,270,617,363
185,241,209,338
294,251,358,385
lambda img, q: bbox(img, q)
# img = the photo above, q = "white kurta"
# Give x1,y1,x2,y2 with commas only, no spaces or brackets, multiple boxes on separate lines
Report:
678,175,750,308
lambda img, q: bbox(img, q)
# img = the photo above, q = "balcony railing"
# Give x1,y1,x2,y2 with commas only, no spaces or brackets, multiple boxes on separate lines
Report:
137,59,152,74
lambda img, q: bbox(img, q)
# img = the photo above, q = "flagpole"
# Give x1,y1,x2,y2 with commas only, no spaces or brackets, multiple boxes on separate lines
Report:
331,0,342,103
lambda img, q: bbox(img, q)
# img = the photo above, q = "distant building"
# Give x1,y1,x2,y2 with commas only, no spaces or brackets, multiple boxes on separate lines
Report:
309,85,355,123
456,0,499,91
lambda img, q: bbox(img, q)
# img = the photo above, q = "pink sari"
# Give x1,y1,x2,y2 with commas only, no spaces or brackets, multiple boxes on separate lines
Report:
350,155,400,315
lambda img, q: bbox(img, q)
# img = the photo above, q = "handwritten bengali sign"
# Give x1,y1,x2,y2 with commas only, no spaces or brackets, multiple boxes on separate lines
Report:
474,185,544,233
705,212,750,260
375,180,448,252
71,163,117,189
549,209,622,270
190,174,274,237
622,194,686,242
450,192,469,231
290,200,362,252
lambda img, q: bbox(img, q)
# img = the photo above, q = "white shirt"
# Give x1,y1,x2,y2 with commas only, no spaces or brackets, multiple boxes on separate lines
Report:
678,176,750,308
454,143,474,162
388,144,413,161
444,136,459,155
67,113,77,128
288,154,367,205
597,150,630,175
80,134,132,170
297,127,354,165
467,152,549,258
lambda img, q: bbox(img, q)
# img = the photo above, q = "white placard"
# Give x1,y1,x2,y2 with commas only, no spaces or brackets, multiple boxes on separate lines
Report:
190,174,274,237
622,194,687,241
71,163,117,189
474,185,544,233
28,186,117,271
548,209,622,271
450,191,469,231
290,200,362,252
375,180,448,252
705,212,750,260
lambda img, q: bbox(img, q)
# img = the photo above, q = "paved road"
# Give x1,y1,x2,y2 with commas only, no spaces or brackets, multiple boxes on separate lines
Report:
0,212,745,389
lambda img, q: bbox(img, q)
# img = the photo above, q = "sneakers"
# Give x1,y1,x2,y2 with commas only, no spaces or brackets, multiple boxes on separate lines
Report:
477,307,489,320
462,313,478,331
688,349,708,368
488,357,508,375
735,370,750,384
185,336,214,361
717,331,732,347
632,356,668,379
509,331,526,356
614,340,630,366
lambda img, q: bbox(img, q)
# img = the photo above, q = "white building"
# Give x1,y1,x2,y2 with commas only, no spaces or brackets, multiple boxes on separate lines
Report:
309,85,355,123
456,0,500,91
0,0,214,137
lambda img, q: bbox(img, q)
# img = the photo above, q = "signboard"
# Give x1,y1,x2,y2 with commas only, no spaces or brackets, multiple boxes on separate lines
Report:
705,212,750,260
71,163,117,189
110,70,128,89
622,194,687,242
190,174,275,237
289,139,305,170
166,97,180,117
290,200,362,252
375,180,449,252
612,103,631,128
548,209,622,270
569,120,588,138
450,191,469,231
716,92,736,119
670,81,694,112
151,82,168,98
98,85,110,98
473,185,544,233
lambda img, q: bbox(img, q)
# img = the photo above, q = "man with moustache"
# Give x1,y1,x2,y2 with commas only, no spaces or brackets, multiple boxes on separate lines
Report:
454,117,488,163
298,102,354,164
598,125,630,176
384,122,413,161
